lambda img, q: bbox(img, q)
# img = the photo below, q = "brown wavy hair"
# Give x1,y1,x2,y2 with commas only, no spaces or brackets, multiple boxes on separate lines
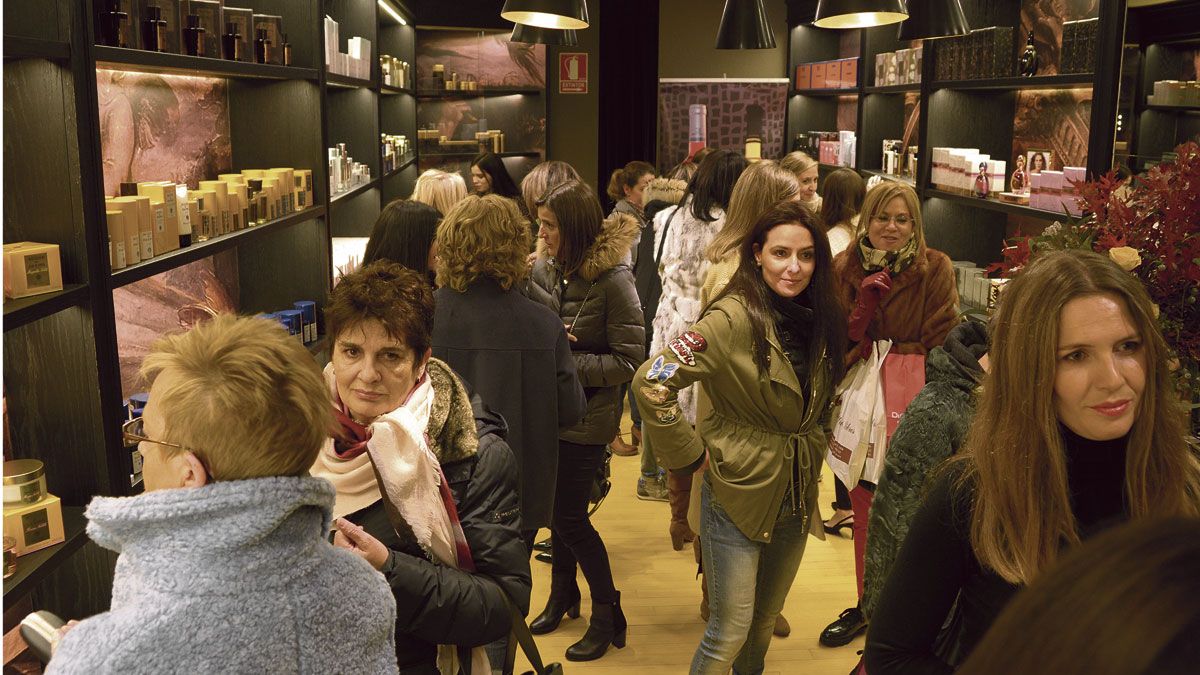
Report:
706,161,801,263
521,160,581,219
536,179,604,278
435,195,532,292
606,160,655,202
958,249,1200,584
325,261,434,358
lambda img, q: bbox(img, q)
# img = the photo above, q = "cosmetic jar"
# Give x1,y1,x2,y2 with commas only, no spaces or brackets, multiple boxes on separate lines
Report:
3,459,46,505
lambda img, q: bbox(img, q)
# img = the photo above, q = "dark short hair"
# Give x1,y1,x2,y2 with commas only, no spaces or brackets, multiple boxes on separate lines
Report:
687,149,748,222
362,200,442,275
325,261,434,358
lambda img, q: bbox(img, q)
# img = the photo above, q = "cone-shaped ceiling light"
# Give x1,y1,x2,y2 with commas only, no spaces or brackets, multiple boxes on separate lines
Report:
715,0,777,50
501,0,589,30
814,0,908,29
511,23,579,47
898,0,969,40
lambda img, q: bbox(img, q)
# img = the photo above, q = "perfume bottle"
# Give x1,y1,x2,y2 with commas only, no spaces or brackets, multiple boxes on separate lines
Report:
183,14,204,56
1019,31,1038,77
254,28,272,64
97,0,129,48
222,23,241,61
282,33,292,66
141,5,166,52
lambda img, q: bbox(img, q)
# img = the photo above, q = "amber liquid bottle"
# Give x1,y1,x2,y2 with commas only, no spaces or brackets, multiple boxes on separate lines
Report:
222,23,241,61
141,5,166,52
183,14,205,56
254,28,272,64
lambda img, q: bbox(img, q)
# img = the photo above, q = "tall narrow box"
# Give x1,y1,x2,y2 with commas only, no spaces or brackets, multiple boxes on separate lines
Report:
182,0,221,59
222,7,255,63
137,182,180,254
252,14,285,65
796,63,811,90
812,61,828,89
841,58,858,89
137,0,182,53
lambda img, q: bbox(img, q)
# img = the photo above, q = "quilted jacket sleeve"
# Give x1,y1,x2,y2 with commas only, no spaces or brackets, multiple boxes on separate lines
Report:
572,267,646,388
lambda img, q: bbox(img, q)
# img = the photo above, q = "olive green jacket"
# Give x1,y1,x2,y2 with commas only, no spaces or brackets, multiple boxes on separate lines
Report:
634,294,832,543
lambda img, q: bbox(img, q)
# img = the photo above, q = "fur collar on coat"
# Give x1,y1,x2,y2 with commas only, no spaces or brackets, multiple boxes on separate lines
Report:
536,212,641,282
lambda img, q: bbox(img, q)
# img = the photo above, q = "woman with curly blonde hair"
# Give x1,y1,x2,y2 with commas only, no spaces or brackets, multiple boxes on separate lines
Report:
431,194,586,549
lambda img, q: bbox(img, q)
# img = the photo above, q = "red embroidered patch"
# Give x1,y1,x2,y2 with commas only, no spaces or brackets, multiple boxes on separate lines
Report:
668,338,696,366
680,331,707,352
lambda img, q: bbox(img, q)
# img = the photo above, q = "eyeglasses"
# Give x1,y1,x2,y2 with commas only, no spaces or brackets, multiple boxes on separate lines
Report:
871,214,913,226
123,417,215,479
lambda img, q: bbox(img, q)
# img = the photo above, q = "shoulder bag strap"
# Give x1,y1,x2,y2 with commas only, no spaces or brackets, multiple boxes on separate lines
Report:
500,591,559,675
654,205,681,266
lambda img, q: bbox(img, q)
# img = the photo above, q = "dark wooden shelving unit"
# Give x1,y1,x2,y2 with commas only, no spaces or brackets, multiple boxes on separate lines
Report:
3,284,90,332
929,73,1095,92
383,155,418,179
3,35,71,61
864,83,922,94
791,87,861,96
94,46,319,81
1144,103,1200,112
421,150,542,159
924,189,1065,221
111,207,327,287
2,508,88,602
415,86,542,98
381,83,414,95
327,71,377,89
330,179,381,204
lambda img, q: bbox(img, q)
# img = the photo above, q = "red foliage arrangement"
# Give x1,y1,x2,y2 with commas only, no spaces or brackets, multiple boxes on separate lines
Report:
991,140,1200,401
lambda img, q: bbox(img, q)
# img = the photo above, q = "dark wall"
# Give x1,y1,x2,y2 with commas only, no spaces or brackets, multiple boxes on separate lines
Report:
598,0,660,210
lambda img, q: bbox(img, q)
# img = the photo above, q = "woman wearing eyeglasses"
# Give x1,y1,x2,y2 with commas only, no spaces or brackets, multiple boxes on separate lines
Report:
818,181,960,649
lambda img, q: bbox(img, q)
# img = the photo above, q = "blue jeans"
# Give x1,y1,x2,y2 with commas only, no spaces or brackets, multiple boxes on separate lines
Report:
691,479,810,674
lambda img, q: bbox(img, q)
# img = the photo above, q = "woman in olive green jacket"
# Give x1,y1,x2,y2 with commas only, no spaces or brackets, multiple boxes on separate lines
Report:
635,200,846,674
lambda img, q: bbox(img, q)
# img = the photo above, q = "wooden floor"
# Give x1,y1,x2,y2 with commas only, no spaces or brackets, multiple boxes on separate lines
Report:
514,426,865,675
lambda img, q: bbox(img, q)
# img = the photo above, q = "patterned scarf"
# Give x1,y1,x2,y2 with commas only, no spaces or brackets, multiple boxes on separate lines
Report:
858,233,919,275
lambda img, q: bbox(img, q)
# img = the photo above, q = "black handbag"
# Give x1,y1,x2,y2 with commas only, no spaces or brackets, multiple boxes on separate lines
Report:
501,592,565,675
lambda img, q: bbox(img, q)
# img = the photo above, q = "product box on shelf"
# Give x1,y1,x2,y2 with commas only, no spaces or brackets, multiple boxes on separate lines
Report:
3,493,65,556
220,6,254,62
3,243,64,300
812,61,827,89
796,63,811,89
884,52,899,85
324,16,338,68
841,58,858,88
136,182,181,255
182,0,221,59
252,14,284,65
95,0,137,49
105,197,140,264
1062,18,1098,74
105,210,125,269
137,0,181,53
826,60,842,89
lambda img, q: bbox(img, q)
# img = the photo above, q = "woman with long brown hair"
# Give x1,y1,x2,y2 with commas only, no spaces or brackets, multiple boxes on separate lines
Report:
865,249,1200,672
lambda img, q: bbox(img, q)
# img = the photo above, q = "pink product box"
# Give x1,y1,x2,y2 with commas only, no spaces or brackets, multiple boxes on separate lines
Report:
1062,166,1087,216
1032,170,1064,212
988,160,1007,194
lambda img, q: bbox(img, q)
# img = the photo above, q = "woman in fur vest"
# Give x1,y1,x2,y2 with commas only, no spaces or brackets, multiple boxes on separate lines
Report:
525,179,645,661
819,181,960,649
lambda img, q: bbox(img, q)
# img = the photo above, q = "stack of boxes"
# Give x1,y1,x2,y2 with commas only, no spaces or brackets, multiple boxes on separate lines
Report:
102,170,312,270
793,130,856,168
1061,18,1099,74
260,300,319,345
930,147,1006,196
934,26,1014,81
796,57,859,90
380,56,411,88
324,15,372,79
1029,166,1087,215
873,45,923,86
1147,79,1200,107
952,261,1008,312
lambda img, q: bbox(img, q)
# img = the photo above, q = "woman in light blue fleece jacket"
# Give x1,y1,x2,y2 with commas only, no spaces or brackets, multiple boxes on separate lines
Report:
47,315,398,675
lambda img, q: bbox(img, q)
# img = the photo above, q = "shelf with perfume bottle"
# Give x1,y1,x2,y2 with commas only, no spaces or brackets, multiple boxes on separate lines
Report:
415,87,543,99
2,506,87,602
420,150,542,160
790,87,862,97
924,188,1064,221
94,46,317,81
3,36,71,61
859,168,916,186
3,284,91,333
381,83,415,95
1144,103,1200,113
382,155,418,179
330,179,380,204
929,73,1094,92
111,206,326,288
864,83,921,94
327,72,378,89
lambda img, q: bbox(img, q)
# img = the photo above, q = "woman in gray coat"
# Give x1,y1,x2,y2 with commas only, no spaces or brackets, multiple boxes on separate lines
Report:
525,179,645,662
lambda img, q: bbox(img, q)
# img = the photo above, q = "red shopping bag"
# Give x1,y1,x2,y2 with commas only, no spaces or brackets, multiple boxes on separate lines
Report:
881,353,926,442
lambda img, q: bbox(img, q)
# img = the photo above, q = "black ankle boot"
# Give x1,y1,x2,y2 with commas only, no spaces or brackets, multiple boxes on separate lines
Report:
565,592,627,661
529,578,581,635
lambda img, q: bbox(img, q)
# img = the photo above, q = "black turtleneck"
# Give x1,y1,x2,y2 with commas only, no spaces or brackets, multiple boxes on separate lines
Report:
864,429,1131,675
769,291,813,397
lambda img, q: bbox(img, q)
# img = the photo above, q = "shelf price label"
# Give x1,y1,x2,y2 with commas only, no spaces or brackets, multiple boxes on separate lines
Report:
560,53,588,94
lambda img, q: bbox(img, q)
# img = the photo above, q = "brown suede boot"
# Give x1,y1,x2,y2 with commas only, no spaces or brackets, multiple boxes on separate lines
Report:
667,472,696,550
608,428,638,456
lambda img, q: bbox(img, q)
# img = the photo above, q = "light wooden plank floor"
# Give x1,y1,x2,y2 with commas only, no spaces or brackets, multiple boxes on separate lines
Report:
514,424,865,675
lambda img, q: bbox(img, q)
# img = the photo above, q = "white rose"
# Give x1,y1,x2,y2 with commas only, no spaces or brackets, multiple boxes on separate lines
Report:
1108,246,1142,272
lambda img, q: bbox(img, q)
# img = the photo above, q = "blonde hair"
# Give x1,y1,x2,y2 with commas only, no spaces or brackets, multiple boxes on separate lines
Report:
706,161,801,262
436,195,532,291
780,151,818,178
855,181,926,251
139,315,332,480
412,169,468,215
521,160,581,218
960,249,1200,584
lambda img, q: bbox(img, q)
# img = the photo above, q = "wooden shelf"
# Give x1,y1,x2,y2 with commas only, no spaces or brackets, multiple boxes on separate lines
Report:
330,179,380,204
924,188,1065,221
327,72,377,89
3,36,71,61
790,87,860,97
381,83,414,95
3,284,89,333
306,334,329,356
111,206,326,287
929,73,1094,92
382,155,417,179
864,83,922,94
415,87,542,98
3,507,88,602
422,150,541,160
94,46,318,81
860,168,916,186
1143,103,1200,113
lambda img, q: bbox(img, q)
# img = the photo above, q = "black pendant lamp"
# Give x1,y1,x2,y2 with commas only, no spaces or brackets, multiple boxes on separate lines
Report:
501,0,589,30
511,23,579,47
813,0,908,29
898,0,969,40
715,0,777,50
